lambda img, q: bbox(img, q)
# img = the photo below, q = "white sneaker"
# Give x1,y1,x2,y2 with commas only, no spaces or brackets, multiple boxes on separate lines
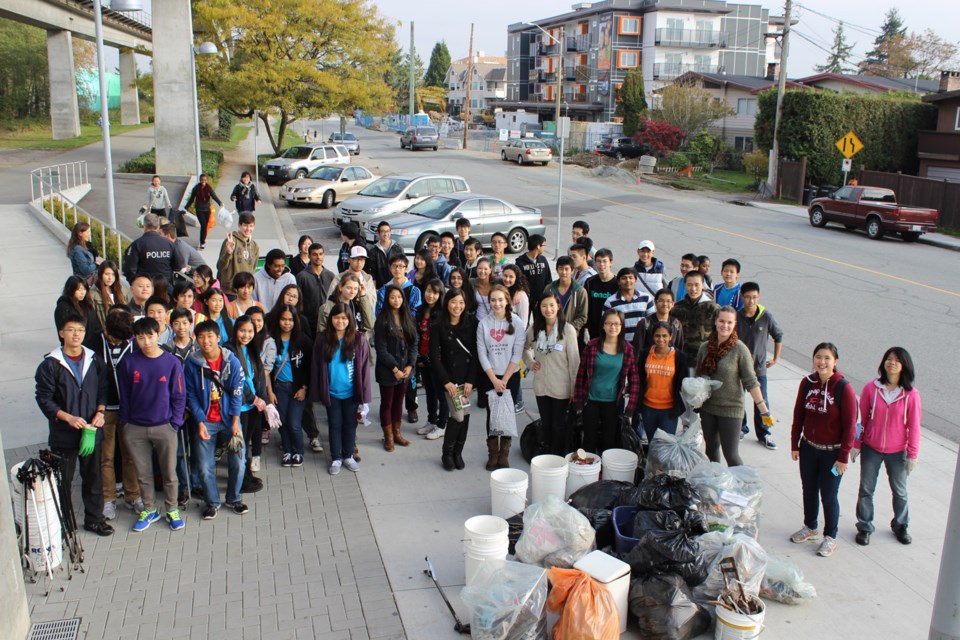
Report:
124,498,145,513
251,456,261,473
310,437,324,453
817,536,838,557
103,500,117,520
343,458,360,472
328,460,342,475
417,423,436,436
763,436,778,450
790,526,823,544
426,426,445,440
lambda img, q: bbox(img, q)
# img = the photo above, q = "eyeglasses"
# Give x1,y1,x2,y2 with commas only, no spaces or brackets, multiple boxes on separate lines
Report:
603,322,622,328
62,327,86,334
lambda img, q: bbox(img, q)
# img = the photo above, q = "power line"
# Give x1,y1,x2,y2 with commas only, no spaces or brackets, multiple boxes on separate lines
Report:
793,29,868,67
794,3,881,38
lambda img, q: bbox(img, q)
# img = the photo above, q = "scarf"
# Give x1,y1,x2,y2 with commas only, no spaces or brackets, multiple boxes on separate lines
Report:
697,330,738,376
535,323,559,354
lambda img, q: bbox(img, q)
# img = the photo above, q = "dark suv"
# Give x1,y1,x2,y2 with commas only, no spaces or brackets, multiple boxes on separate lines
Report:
595,136,648,159
400,126,440,151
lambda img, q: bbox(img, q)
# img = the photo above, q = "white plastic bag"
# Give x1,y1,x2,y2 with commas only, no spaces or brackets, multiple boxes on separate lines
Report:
515,494,595,568
217,207,235,229
487,389,518,438
760,555,817,604
692,530,767,604
688,462,763,538
461,561,548,640
183,212,200,227
645,424,708,479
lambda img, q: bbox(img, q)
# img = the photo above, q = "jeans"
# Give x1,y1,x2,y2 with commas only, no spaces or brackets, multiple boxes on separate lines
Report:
421,367,448,428
640,405,678,442
379,382,408,426
856,444,909,533
326,397,360,461
582,400,619,455
274,381,305,456
535,395,570,455
741,375,771,440
195,420,245,506
799,439,843,539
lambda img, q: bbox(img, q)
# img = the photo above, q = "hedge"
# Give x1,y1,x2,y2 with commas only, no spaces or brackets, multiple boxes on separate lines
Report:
118,148,226,185
754,90,937,185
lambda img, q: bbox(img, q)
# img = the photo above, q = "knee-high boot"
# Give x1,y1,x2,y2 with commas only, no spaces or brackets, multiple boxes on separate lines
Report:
441,420,459,471
382,424,394,452
454,415,470,470
485,437,499,471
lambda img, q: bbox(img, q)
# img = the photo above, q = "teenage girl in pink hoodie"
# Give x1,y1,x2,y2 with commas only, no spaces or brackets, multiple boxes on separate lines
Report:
852,347,921,547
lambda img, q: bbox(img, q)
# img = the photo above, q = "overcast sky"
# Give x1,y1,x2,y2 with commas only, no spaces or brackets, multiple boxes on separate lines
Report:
372,0,959,78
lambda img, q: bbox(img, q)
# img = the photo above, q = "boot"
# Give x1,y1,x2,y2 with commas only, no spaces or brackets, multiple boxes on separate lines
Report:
382,424,395,452
393,422,410,447
454,416,470,470
441,420,459,471
497,437,512,469
485,437,499,471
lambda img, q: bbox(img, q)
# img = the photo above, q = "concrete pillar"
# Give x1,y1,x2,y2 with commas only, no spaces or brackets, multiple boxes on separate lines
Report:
46,30,81,140
119,48,140,126
0,432,32,640
151,0,200,175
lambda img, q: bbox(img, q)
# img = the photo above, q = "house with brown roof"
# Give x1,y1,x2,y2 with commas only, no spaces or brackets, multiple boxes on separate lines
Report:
918,71,960,182
795,73,938,96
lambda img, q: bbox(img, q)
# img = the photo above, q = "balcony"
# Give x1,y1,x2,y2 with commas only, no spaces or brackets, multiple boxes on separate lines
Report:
653,62,721,80
917,130,960,161
538,42,558,55
538,70,557,82
654,28,725,48
563,66,578,81
563,93,589,103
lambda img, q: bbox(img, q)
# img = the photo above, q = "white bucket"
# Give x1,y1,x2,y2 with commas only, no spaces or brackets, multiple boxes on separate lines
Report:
565,452,602,499
463,515,510,587
490,468,528,520
602,448,639,484
10,462,63,571
715,600,766,640
530,455,568,505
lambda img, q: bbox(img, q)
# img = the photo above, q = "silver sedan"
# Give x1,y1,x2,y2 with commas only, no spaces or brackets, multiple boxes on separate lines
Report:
278,165,379,208
500,138,553,166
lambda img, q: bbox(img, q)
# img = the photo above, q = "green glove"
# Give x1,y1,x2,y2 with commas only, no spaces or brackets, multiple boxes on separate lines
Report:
78,426,96,457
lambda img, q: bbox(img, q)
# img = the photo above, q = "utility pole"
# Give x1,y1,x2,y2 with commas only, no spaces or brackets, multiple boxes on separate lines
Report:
464,24,475,150
766,0,791,198
931,448,960,639
409,23,416,124
555,27,563,136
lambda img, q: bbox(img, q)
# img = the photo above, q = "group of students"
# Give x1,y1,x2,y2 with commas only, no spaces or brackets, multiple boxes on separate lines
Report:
45,211,921,557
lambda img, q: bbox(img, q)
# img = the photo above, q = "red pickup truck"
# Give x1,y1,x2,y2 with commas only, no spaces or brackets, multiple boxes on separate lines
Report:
807,186,939,241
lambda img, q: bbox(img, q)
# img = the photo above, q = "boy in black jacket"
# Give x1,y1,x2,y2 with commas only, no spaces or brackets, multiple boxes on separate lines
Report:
516,234,553,310
34,314,113,536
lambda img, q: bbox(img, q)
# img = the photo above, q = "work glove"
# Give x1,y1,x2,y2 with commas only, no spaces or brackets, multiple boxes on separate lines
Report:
78,426,97,457
264,404,282,429
224,431,245,455
760,411,775,428
850,448,861,463
906,458,918,476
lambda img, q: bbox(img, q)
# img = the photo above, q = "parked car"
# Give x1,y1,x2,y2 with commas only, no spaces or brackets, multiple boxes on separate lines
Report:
500,138,553,166
364,193,545,254
400,126,440,151
807,185,939,241
335,173,470,227
263,144,350,184
278,165,378,208
595,136,648,160
328,132,360,155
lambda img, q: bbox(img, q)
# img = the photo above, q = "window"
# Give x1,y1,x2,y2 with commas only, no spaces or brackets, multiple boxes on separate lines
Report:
956,107,960,131
694,55,712,72
733,136,754,152
737,98,757,115
832,186,853,201
455,200,482,218
619,16,640,35
617,50,639,68
666,18,683,41
480,199,509,217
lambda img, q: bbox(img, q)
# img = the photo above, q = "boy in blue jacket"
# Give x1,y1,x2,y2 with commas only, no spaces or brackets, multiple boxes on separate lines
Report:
185,320,247,520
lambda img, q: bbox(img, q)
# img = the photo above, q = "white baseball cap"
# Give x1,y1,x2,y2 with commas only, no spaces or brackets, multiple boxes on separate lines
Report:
350,246,368,259
638,240,655,251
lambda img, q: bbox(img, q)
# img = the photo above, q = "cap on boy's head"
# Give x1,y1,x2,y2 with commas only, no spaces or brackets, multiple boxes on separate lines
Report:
350,246,368,259
617,267,639,280
638,240,655,251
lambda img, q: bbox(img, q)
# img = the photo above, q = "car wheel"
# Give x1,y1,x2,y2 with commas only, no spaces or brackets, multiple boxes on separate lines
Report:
433,146,438,151
866,217,885,240
516,154,524,165
506,228,528,253
809,207,827,228
295,169,307,180
501,151,508,161
321,190,335,209
400,140,405,148
415,233,436,253
900,231,921,243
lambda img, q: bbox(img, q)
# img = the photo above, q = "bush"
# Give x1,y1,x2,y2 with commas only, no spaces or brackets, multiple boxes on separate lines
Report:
742,150,768,181
633,119,684,155
686,131,730,172
665,152,692,169
119,148,225,184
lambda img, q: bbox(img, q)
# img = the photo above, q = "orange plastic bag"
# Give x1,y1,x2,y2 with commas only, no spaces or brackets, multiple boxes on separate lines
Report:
547,568,620,640
206,204,217,232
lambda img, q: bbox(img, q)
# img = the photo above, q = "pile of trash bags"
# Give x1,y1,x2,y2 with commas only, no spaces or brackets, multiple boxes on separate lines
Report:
515,495,595,568
687,462,764,538
629,574,711,640
461,561,549,640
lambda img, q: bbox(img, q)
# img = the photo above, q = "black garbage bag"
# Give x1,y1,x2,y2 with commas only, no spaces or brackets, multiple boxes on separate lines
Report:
520,419,548,463
576,508,615,549
170,209,189,237
619,416,646,469
637,475,695,512
568,480,633,510
507,511,524,556
629,574,711,640
625,511,708,587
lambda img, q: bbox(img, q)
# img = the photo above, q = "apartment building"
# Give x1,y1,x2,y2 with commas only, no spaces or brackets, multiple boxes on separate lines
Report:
445,54,508,115
500,0,781,122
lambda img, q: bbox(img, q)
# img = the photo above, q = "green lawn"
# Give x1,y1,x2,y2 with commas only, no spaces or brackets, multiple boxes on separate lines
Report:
200,121,252,153
0,121,152,150
654,169,759,194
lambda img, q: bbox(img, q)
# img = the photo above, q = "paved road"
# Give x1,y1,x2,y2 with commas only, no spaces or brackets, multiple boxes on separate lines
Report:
274,120,960,444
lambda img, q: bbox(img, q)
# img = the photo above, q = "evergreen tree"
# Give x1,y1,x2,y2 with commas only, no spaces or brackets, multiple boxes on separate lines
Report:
815,23,855,74
615,67,647,136
861,9,907,71
424,41,452,87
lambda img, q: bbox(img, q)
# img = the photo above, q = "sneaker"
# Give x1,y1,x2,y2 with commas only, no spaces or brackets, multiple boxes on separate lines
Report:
855,531,871,546
426,426,445,441
817,536,838,557
261,429,271,445
291,453,304,467
763,436,778,450
790,526,823,544
215,447,224,461
407,410,419,423
343,457,360,472
739,430,747,441
131,509,161,533
309,437,324,453
103,500,117,521
225,501,249,515
166,509,185,531
514,401,525,414
84,521,114,536
251,456,261,473
329,460,342,475
417,423,435,436
281,453,293,468
177,493,189,510
202,505,218,520
124,498,145,512
199,243,206,250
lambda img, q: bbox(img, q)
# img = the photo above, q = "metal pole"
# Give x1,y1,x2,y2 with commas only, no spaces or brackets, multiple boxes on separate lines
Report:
464,24,475,150
766,0,792,197
555,27,562,137
254,111,259,184
191,45,203,177
92,0,117,228
930,448,960,640
557,122,565,256
409,22,416,121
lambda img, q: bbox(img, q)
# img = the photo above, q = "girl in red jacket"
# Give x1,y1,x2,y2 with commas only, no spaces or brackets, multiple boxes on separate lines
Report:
852,347,921,546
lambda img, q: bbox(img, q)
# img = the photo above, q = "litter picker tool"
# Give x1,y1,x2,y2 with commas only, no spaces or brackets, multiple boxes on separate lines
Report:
423,556,471,635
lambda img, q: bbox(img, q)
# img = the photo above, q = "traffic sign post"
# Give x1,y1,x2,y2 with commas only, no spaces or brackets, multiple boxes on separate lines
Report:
841,158,852,185
835,131,864,186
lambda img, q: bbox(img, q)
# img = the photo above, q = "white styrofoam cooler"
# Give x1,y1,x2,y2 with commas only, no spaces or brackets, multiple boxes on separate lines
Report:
574,549,632,634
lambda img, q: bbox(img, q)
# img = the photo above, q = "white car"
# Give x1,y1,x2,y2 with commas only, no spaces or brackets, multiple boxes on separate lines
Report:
263,144,350,184
279,165,379,208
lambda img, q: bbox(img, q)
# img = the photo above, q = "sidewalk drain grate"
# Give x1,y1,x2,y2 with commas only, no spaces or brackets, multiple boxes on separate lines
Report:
28,619,81,640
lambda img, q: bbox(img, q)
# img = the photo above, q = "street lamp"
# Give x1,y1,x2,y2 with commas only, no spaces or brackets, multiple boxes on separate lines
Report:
191,41,219,177
92,0,142,229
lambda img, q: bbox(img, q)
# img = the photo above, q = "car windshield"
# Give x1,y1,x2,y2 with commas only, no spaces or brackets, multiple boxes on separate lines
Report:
416,128,438,136
524,141,548,149
280,146,312,159
358,177,411,198
407,197,460,220
332,133,357,141
307,166,343,181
